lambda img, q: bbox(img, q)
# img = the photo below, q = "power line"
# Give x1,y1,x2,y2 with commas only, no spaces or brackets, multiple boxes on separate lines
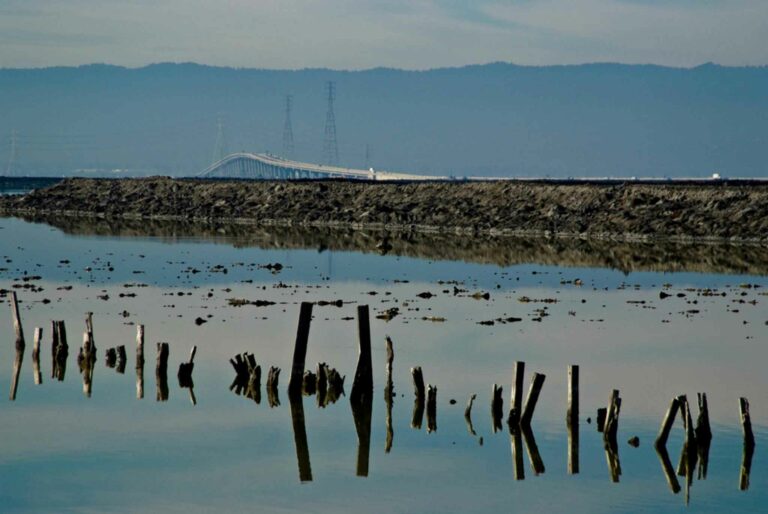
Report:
5,129,18,176
282,95,294,160
323,81,339,166
211,116,228,164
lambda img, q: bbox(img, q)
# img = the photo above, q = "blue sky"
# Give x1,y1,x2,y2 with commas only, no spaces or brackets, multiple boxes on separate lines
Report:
0,0,766,69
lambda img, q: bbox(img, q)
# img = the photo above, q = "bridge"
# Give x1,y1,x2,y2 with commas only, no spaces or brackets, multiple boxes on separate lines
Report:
198,152,443,181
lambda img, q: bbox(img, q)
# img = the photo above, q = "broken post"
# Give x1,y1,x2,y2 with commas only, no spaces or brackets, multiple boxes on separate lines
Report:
136,325,145,399
411,366,425,400
288,302,313,398
9,345,24,401
655,444,682,494
79,331,96,397
32,327,42,385
384,336,394,452
695,392,712,444
520,372,546,426
267,366,281,407
522,425,546,476
350,305,373,403
410,366,425,429
464,394,478,436
655,397,680,449
178,346,197,405
51,320,68,382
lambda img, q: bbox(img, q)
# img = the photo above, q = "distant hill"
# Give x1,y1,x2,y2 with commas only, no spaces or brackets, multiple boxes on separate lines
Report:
0,62,766,178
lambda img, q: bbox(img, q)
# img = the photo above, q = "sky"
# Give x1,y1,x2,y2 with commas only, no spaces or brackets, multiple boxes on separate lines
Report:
0,0,766,69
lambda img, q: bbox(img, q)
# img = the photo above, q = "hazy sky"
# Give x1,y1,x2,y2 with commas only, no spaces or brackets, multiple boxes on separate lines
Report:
0,0,766,69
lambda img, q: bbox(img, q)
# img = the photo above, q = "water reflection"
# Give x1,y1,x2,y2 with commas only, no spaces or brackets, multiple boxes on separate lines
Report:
350,396,373,477
288,393,312,483
14,214,768,275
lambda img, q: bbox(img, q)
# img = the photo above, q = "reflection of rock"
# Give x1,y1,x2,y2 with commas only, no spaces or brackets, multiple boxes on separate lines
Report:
8,213,768,275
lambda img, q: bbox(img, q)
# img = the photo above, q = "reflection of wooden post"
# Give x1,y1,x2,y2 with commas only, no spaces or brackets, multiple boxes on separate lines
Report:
10,346,24,401
136,325,144,399
116,345,127,374
655,397,680,448
604,439,621,483
604,390,621,443
289,394,312,482
568,411,579,474
510,361,525,425
695,392,712,444
351,396,373,477
51,320,69,381
384,336,394,453
288,302,313,398
510,427,525,480
80,332,95,397
410,366,425,429
9,292,25,350
465,394,477,436
351,305,373,403
520,373,545,426
655,444,681,494
267,366,281,407
740,438,755,491
32,327,42,385
739,397,755,448
521,425,545,476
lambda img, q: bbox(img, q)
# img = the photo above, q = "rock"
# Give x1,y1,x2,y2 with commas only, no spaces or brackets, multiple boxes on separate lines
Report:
627,436,640,447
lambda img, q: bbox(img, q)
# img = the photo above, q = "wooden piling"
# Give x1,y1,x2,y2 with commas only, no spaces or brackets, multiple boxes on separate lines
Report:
567,365,579,426
695,392,712,446
9,345,24,401
596,407,607,432
350,305,373,403
411,366,425,399
351,395,373,477
289,394,312,482
384,336,394,453
156,342,169,401
520,372,546,426
51,320,68,382
32,327,42,385
740,436,755,491
80,331,96,397
426,384,437,433
604,391,622,443
739,397,755,448
136,325,144,399
116,345,127,374
288,302,313,398
655,397,680,448
510,361,525,424
267,366,281,407
464,394,477,436
510,428,525,480
522,425,546,476
568,408,579,474
491,384,504,432
655,444,682,494
9,291,25,351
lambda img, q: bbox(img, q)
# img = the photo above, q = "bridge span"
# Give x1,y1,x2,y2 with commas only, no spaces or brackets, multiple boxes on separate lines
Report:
198,153,443,181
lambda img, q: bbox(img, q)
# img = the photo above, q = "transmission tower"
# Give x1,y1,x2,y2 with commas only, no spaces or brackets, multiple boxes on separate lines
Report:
282,95,294,160
5,129,18,176
322,82,339,166
211,116,228,164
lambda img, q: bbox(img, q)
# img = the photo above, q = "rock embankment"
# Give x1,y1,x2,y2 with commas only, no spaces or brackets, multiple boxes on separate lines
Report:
2,177,768,243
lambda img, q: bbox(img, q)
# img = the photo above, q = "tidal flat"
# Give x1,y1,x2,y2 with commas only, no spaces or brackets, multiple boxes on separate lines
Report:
0,215,765,514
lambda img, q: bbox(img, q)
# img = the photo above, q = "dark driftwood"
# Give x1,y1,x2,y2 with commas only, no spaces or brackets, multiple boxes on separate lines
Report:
32,327,42,385
289,394,312,482
520,373,546,426
288,302,313,399
426,385,437,433
350,305,373,403
155,342,169,402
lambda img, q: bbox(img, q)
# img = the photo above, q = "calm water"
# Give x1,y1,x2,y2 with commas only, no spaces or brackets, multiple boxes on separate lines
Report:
0,216,765,514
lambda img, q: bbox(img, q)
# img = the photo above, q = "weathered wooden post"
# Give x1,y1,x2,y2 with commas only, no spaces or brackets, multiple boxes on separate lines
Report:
426,384,437,433
289,394,312,482
655,444,682,494
267,366,281,407
739,397,755,448
491,384,504,432
567,365,579,426
522,425,545,476
351,394,373,477
350,305,373,403
178,346,197,405
51,320,69,382
79,331,96,397
32,327,42,385
740,435,755,491
695,392,712,444
509,361,525,425
603,389,621,443
655,397,680,449
9,292,25,351
510,428,525,480
156,342,169,402
136,325,145,399
288,302,313,398
520,373,546,426
116,345,127,374
410,366,425,429
9,346,24,401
